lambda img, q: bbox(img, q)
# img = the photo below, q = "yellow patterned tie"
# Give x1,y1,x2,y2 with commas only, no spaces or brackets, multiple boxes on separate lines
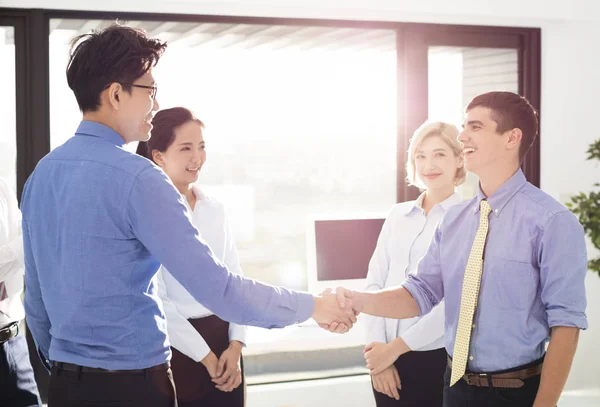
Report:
450,199,492,386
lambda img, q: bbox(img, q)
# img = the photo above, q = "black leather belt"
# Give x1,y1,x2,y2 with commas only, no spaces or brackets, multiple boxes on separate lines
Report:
0,321,19,344
54,361,170,374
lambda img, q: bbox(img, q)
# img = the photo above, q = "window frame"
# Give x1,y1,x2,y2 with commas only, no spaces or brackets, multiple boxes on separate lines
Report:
396,23,540,201
0,8,540,201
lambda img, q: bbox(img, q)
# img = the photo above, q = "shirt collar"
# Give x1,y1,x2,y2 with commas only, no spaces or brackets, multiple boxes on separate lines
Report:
191,184,206,201
406,191,462,216
75,120,127,147
474,168,527,217
440,192,463,210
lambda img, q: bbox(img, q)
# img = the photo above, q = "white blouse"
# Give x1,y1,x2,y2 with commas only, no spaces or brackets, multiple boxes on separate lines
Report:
158,185,246,362
0,178,25,327
363,192,462,351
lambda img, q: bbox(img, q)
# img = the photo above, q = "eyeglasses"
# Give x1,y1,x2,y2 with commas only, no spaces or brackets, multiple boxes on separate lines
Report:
122,83,158,100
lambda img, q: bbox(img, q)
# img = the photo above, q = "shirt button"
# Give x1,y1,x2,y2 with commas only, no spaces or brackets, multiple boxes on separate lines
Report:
469,356,474,361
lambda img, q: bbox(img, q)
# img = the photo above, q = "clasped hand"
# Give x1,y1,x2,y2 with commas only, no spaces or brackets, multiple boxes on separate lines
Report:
312,287,360,333
201,341,243,392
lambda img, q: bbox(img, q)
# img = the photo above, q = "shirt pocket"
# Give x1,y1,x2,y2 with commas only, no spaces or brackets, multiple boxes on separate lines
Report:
486,257,537,311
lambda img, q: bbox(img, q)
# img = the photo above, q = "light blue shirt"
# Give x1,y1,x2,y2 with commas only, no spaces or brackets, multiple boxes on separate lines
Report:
403,169,588,372
21,121,314,370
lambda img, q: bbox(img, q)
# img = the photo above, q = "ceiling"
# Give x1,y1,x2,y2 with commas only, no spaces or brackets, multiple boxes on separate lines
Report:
46,19,396,51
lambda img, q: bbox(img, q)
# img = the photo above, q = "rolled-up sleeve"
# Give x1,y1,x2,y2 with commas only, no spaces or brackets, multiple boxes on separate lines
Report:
402,222,445,318
539,211,588,330
128,166,314,329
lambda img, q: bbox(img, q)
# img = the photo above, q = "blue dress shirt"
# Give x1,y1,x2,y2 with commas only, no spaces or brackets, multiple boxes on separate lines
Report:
403,169,588,372
21,121,314,370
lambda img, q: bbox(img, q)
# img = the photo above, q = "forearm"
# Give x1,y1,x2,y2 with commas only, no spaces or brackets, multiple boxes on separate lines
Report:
131,168,315,328
533,326,580,407
354,287,419,319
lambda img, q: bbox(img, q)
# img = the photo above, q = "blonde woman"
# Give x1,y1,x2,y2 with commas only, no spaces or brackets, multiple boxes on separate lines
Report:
363,121,465,406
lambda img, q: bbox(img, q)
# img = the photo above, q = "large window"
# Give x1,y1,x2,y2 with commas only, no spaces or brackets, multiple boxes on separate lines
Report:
49,19,398,290
428,46,519,199
1,9,542,402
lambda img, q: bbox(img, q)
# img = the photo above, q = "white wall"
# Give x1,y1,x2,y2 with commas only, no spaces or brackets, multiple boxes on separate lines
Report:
540,19,600,392
2,0,599,401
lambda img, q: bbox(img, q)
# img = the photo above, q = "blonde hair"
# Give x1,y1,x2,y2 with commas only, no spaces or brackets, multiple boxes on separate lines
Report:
406,120,466,189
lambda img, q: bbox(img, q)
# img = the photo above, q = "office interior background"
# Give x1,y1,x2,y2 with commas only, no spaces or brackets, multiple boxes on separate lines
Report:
0,0,599,406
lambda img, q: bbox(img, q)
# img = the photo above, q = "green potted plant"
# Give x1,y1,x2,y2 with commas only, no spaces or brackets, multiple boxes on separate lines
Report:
566,139,600,277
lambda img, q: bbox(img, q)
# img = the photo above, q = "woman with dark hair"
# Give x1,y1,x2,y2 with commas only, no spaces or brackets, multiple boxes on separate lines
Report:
136,107,246,407
23,22,355,407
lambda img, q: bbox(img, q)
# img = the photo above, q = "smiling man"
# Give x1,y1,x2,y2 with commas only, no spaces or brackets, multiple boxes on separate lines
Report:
329,91,588,407
20,24,356,407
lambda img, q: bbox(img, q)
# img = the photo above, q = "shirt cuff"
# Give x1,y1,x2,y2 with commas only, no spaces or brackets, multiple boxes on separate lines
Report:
189,343,211,363
229,325,247,347
294,292,315,324
547,308,588,330
400,330,422,351
38,347,52,374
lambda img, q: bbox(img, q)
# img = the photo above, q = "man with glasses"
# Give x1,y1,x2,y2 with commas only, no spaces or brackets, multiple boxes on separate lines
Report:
123,82,158,99
21,24,356,407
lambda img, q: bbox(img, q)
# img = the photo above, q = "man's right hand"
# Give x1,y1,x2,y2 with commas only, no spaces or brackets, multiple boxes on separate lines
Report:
311,289,358,332
372,364,402,400
200,351,219,378
317,287,362,333
333,287,361,312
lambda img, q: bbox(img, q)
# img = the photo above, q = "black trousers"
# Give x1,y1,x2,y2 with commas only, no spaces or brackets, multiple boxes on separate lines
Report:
47,363,177,407
0,333,42,407
443,357,545,407
372,348,447,407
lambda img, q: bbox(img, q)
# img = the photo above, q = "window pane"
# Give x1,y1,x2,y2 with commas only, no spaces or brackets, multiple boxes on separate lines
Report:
0,26,17,192
49,20,398,291
428,46,518,199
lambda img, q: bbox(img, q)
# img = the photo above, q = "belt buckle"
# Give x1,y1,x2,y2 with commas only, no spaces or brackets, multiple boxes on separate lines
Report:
464,373,488,386
477,373,490,387
464,374,474,385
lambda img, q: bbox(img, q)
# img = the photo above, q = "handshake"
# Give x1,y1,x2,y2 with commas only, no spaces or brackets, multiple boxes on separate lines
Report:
310,287,361,334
